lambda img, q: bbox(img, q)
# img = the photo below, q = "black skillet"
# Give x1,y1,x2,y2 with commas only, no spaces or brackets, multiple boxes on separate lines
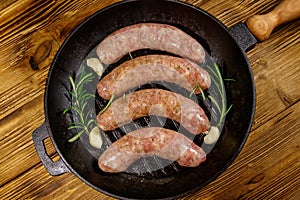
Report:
32,0,299,199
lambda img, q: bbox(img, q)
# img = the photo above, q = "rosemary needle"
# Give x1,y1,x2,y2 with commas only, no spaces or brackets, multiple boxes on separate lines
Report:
189,87,197,98
199,86,206,100
224,78,236,82
68,130,84,142
99,94,114,115
189,85,206,100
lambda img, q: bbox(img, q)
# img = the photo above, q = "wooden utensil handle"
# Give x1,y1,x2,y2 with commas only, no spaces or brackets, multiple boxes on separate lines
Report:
246,0,300,41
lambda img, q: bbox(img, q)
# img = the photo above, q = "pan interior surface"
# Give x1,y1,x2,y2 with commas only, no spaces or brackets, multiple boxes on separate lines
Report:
45,0,255,199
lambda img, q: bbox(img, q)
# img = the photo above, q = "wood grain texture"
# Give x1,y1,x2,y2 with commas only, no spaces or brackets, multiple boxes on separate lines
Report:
246,0,300,41
0,0,299,199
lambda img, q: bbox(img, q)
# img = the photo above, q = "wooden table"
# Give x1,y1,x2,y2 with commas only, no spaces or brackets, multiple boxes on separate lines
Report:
0,0,299,199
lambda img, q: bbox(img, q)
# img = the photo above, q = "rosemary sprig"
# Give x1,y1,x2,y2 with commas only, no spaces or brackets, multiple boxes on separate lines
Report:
206,63,233,128
189,85,206,100
63,67,97,142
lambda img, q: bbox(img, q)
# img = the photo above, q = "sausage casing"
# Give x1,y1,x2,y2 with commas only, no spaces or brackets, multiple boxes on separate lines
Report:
98,127,206,173
97,89,209,135
97,23,205,65
97,55,211,100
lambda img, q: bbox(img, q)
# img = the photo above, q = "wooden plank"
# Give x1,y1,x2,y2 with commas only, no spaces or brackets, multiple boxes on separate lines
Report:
248,22,300,129
0,159,111,200
0,0,118,96
0,95,56,186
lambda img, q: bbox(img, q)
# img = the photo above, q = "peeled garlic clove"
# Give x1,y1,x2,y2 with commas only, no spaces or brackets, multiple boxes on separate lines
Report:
87,58,104,77
89,126,103,149
204,126,220,144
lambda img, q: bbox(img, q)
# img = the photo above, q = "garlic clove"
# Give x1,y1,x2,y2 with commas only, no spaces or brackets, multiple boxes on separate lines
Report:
204,126,220,144
89,126,103,149
87,58,104,77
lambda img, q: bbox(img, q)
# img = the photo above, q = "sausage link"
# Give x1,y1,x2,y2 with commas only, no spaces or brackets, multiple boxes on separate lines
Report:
98,127,206,173
97,55,211,100
97,23,205,65
97,89,209,135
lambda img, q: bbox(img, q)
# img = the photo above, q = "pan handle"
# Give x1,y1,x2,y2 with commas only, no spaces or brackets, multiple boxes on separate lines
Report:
32,122,70,176
229,23,258,52
230,0,300,51
246,0,300,41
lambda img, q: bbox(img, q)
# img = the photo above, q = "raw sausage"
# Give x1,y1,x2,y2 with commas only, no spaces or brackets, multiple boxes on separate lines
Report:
99,127,206,173
97,55,211,100
97,23,205,65
97,89,209,134
97,89,209,135
98,127,206,173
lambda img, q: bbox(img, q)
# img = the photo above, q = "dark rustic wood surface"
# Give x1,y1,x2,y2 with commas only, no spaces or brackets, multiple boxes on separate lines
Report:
0,0,299,199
